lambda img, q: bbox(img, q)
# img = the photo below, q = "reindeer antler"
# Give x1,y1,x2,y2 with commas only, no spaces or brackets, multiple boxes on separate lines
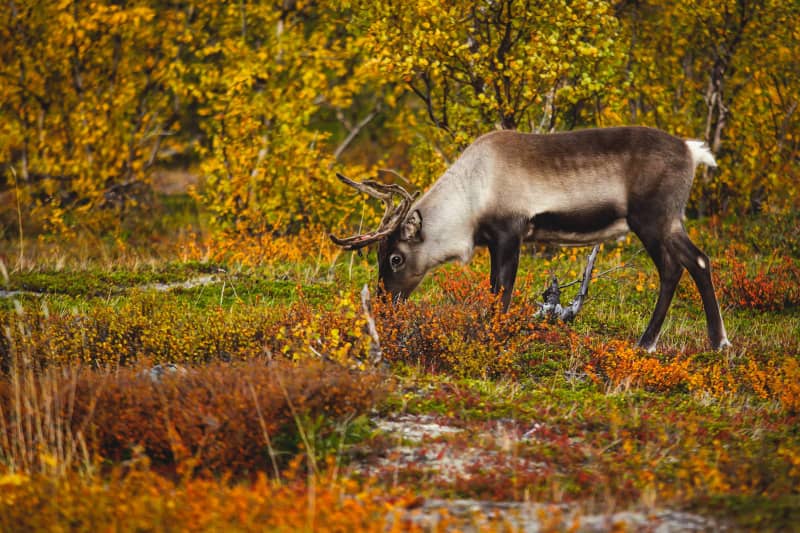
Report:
330,172,418,250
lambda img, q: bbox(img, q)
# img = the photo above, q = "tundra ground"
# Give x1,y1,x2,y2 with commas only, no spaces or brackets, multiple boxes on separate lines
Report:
1,210,798,531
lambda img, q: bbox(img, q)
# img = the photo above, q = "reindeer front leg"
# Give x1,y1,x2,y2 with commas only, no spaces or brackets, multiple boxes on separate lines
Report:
488,234,521,312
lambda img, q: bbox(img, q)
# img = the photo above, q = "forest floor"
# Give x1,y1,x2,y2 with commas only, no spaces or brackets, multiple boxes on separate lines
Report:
0,206,798,531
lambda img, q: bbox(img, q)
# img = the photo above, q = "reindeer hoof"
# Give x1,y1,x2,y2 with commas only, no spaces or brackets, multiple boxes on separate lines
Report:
716,338,732,351
636,339,658,353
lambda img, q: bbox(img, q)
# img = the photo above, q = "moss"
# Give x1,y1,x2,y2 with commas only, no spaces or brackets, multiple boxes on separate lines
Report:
695,495,800,531
8,262,223,296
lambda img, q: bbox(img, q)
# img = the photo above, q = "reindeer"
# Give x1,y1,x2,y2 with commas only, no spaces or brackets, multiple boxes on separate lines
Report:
331,126,730,351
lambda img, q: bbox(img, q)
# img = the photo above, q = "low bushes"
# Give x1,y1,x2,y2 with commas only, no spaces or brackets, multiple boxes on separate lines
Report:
0,291,372,368
0,360,389,476
374,268,575,378
0,468,416,532
717,250,800,311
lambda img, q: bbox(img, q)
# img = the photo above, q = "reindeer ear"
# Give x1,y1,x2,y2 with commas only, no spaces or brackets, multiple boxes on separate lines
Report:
400,210,423,242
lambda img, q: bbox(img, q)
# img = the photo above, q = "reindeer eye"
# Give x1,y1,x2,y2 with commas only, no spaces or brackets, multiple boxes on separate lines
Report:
389,253,405,271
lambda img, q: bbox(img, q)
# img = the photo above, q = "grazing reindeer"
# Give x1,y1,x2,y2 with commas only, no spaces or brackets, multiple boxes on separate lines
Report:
331,127,730,351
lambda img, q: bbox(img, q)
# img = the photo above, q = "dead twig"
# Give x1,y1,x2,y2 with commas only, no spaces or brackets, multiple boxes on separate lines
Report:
536,245,599,322
360,284,382,365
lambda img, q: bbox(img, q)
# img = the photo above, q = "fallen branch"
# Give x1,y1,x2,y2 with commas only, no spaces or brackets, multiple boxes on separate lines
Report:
536,245,599,322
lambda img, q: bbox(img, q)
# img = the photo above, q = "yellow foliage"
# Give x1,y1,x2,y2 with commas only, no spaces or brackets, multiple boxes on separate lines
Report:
616,0,800,213
350,0,626,153
0,469,420,532
179,224,339,267
1,0,798,238
588,338,800,412
587,340,691,391
1,1,182,232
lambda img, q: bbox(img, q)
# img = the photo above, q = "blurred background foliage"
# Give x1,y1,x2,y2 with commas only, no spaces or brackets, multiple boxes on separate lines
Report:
1,0,798,240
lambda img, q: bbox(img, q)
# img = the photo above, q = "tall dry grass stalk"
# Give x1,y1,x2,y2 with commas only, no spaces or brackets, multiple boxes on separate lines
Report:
0,305,99,476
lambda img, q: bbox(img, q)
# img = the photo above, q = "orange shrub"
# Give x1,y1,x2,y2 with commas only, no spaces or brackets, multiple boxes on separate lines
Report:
736,357,800,413
684,361,739,399
373,269,566,378
775,359,800,413
177,224,339,267
0,360,389,475
586,340,691,392
587,339,800,412
717,250,800,311
0,468,420,532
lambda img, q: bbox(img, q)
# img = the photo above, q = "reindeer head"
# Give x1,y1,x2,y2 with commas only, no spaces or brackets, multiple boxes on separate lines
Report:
329,172,424,301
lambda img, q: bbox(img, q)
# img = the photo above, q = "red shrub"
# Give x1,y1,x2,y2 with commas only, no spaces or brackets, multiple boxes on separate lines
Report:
0,360,389,475
373,268,574,377
717,251,800,311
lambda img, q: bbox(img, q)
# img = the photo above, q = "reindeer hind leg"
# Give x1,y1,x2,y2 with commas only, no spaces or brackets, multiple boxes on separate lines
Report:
666,231,730,350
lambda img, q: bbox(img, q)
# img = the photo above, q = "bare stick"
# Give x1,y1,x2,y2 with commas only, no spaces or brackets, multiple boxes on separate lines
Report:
360,284,382,365
332,109,378,163
537,245,599,322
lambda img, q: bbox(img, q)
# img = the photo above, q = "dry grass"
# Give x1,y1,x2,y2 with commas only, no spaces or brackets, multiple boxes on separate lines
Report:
1,214,799,529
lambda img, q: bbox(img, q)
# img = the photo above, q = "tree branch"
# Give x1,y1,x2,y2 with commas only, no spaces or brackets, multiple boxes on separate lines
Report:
536,245,600,322
332,107,379,163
